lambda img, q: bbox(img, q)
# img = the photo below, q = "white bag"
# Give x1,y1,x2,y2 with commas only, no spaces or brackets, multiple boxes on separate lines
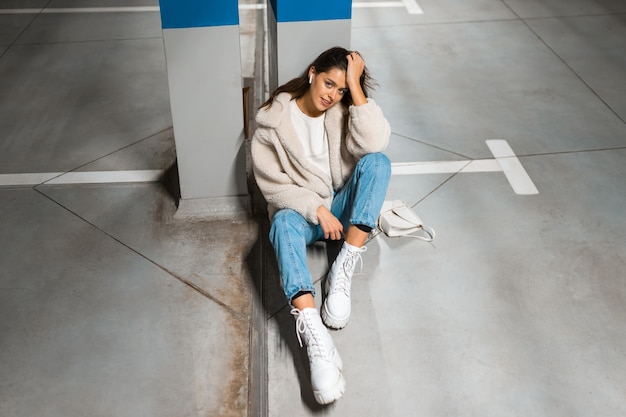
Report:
377,200,435,242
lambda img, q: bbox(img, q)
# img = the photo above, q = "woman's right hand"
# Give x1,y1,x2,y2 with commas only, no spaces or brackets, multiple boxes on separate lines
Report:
317,206,344,240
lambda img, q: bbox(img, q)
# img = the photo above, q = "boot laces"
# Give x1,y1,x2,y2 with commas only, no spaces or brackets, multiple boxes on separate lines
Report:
334,247,366,294
292,308,325,359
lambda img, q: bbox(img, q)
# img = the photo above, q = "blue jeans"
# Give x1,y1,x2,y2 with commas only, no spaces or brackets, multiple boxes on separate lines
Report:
269,153,391,302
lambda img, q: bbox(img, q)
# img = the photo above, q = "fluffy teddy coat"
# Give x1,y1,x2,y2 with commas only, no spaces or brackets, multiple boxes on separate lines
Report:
251,92,390,224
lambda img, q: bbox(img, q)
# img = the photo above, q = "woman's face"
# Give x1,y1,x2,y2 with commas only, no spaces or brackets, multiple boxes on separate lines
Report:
303,67,349,116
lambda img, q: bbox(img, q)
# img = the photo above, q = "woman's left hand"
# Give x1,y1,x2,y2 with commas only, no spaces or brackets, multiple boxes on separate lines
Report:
346,51,367,106
346,51,365,89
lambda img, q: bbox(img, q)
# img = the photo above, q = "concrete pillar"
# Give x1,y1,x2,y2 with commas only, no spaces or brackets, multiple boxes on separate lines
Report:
267,0,352,92
159,0,248,218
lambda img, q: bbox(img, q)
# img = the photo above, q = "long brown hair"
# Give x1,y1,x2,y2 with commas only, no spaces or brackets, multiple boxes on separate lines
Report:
261,46,375,109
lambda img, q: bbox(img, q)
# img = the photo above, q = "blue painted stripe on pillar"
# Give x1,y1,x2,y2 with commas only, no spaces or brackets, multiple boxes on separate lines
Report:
270,0,351,22
159,0,239,29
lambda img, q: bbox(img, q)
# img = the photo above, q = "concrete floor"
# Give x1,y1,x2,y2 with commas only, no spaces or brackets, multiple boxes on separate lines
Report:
1,2,261,417
265,0,626,416
1,1,626,417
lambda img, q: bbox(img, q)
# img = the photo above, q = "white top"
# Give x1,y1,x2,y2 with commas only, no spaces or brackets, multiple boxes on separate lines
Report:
290,99,331,179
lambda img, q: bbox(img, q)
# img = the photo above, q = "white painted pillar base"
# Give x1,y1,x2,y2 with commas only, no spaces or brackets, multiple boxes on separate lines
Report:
174,195,251,220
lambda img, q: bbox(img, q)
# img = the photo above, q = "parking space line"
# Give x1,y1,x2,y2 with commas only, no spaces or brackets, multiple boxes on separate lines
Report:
0,7,160,14
1,2,424,14
391,140,539,195
0,144,536,199
0,170,164,187
392,159,503,175
42,7,160,13
401,0,424,14
45,170,164,185
353,2,404,9
393,160,470,175
0,172,62,186
0,142,536,194
486,139,539,195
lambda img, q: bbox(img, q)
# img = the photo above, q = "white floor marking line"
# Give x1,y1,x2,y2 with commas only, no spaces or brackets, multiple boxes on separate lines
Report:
392,159,502,175
0,9,38,14
391,140,539,195
0,140,534,193
0,3,423,14
0,170,165,187
245,3,411,11
42,7,161,13
240,4,266,10
0,7,160,14
0,172,63,186
401,0,424,14
486,139,539,195
0,141,535,191
353,2,404,9
45,170,164,185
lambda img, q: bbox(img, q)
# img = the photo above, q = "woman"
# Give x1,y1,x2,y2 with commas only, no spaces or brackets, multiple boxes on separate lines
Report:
251,46,391,404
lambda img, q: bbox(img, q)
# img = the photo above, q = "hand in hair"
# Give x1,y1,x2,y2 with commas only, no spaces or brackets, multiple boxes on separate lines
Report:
346,51,367,106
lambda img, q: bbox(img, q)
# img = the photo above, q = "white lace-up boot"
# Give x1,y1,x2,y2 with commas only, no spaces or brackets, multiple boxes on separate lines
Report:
292,308,345,404
322,242,366,329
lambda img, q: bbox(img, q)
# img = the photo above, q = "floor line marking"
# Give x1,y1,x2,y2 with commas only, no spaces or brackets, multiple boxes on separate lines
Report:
1,140,535,194
42,7,160,13
0,3,423,14
486,139,539,195
393,160,470,175
392,159,503,175
45,169,164,185
0,141,536,193
240,4,266,10
0,7,160,14
0,172,63,186
0,170,164,187
402,0,424,14
0,8,40,14
391,140,538,195
353,2,405,9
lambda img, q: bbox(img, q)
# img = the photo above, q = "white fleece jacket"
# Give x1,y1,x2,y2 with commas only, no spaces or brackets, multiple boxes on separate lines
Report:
251,92,390,224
